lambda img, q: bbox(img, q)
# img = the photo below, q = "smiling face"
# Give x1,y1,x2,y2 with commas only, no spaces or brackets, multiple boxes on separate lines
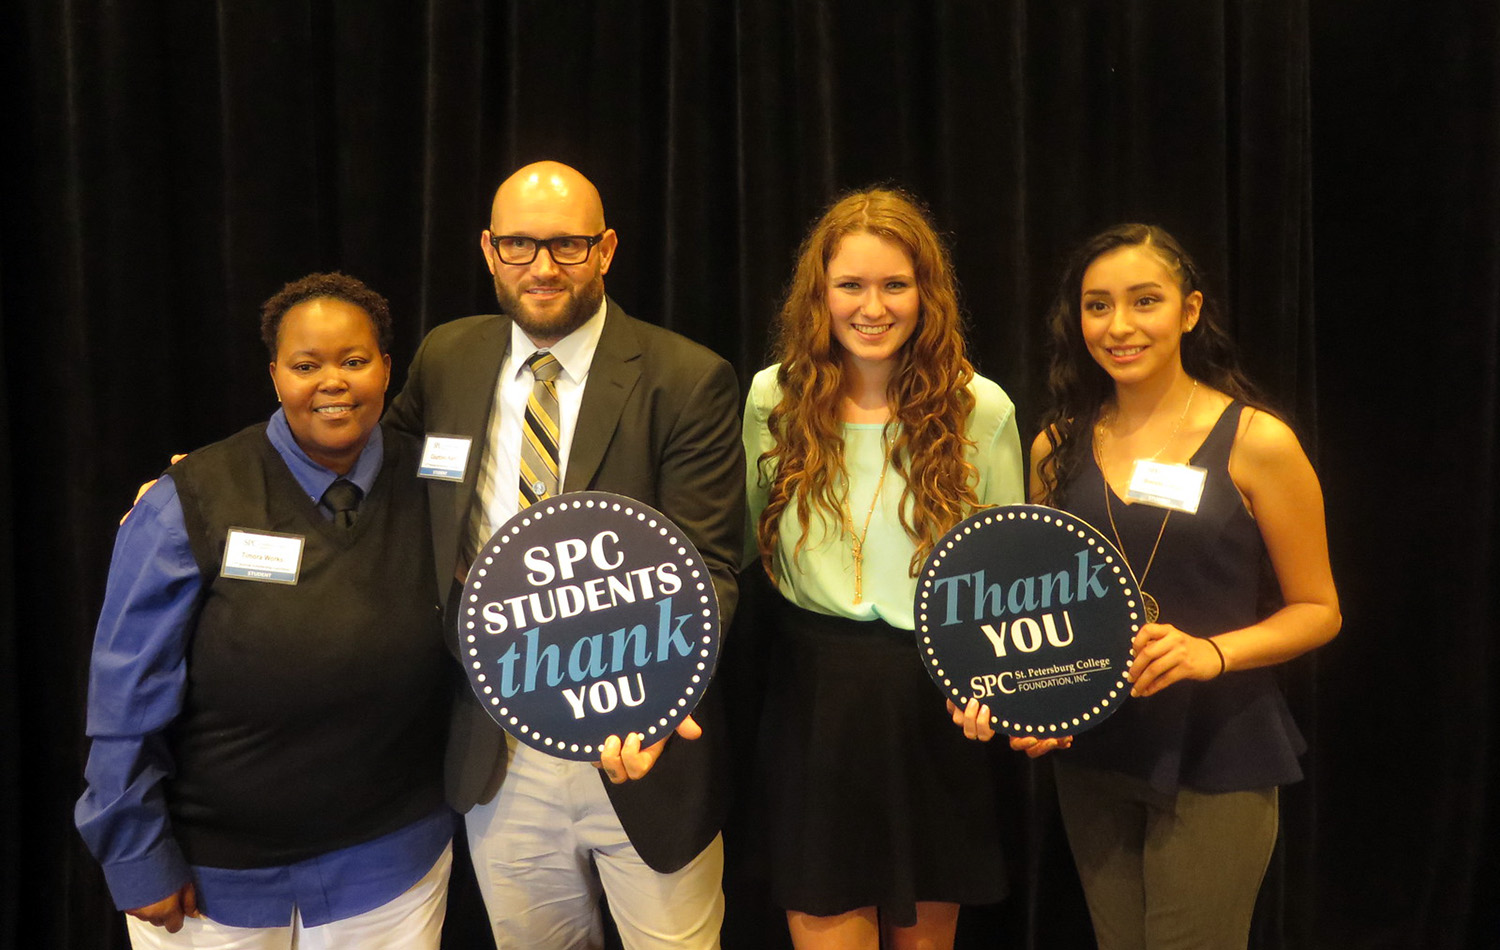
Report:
268,297,391,474
481,162,617,347
1079,244,1202,386
825,231,921,376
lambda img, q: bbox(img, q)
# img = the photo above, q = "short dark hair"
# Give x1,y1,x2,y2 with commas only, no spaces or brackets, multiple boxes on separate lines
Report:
259,272,393,358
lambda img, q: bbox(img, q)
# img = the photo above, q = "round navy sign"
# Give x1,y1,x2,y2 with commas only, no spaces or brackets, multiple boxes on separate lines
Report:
459,491,720,760
914,504,1140,737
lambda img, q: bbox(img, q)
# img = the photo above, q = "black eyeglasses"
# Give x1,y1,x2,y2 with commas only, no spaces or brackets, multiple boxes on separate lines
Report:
488,232,606,266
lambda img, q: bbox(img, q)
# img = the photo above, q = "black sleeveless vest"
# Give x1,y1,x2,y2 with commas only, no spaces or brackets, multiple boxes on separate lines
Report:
168,424,447,867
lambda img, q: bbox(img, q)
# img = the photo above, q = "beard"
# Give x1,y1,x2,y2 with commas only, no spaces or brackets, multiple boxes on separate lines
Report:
492,270,606,345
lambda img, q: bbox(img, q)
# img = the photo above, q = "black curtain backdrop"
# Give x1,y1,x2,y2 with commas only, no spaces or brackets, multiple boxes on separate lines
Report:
2,2,1496,948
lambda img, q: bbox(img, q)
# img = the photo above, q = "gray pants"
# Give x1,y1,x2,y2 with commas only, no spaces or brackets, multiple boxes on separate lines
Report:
1053,759,1278,950
465,734,725,950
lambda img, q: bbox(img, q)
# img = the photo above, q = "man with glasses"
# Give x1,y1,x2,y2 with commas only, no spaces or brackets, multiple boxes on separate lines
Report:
385,161,743,949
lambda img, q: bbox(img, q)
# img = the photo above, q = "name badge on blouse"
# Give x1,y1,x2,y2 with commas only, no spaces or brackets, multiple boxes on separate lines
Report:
1125,460,1207,514
418,434,473,481
220,528,304,584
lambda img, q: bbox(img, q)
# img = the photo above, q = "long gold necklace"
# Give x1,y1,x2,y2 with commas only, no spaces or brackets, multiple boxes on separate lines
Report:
841,459,889,605
1095,381,1197,623
1103,488,1169,623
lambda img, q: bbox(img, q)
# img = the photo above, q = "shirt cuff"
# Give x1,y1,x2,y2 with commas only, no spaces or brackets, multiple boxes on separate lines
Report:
100,837,191,912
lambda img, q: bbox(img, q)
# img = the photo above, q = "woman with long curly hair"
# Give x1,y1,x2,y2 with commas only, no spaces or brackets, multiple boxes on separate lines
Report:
744,188,1023,950
1007,223,1340,948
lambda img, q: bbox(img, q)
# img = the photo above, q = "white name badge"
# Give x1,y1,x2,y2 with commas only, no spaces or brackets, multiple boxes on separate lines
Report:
1126,460,1207,514
221,528,305,584
419,435,473,481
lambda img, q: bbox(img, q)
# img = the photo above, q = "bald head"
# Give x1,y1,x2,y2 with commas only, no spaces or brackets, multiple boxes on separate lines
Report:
480,161,618,347
491,161,607,235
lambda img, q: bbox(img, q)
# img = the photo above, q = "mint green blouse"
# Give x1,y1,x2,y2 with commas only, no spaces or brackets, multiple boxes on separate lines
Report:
743,365,1025,630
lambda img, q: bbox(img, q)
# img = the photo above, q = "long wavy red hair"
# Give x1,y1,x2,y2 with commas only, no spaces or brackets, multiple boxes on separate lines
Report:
755,188,980,580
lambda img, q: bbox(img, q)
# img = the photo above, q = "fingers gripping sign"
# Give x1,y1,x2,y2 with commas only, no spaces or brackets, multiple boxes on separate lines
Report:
1126,622,1226,697
948,697,996,742
1007,735,1074,758
943,695,1075,757
596,714,702,784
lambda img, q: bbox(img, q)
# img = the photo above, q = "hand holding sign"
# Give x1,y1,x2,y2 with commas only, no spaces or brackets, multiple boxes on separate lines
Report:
460,492,721,762
944,696,1076,755
1008,734,1074,758
597,714,702,783
1127,622,1227,697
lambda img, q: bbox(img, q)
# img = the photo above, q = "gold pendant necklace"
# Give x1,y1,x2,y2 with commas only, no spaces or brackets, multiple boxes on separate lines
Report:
1103,484,1169,623
841,458,889,605
1094,381,1197,623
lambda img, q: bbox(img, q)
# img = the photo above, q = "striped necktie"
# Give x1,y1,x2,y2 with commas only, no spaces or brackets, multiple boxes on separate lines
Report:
519,351,562,509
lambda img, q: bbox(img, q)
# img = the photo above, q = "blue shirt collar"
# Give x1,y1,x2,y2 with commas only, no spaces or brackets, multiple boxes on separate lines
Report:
265,408,384,504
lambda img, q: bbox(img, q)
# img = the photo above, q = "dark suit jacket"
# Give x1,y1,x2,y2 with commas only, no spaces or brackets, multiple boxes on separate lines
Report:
384,297,744,873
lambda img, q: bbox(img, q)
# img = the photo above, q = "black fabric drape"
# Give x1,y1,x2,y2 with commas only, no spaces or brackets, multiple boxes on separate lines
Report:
1310,2,1500,947
2,2,1496,948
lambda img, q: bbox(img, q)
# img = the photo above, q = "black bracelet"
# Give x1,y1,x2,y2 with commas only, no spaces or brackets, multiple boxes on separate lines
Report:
1206,637,1227,677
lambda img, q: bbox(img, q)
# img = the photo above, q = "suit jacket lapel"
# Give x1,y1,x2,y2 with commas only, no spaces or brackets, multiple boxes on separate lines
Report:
436,315,510,564
565,300,640,492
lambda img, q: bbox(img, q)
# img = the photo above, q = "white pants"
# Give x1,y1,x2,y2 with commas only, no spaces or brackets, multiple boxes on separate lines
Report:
125,845,451,950
466,738,724,950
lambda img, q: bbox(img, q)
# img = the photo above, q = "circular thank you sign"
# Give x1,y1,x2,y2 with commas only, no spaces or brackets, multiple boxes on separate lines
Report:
914,504,1141,737
459,491,720,760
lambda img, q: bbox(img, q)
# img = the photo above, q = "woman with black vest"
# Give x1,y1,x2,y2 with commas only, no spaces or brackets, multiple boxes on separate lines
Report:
76,273,453,948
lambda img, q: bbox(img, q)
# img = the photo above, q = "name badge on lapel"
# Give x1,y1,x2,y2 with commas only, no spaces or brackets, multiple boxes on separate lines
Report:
221,528,305,584
419,435,473,481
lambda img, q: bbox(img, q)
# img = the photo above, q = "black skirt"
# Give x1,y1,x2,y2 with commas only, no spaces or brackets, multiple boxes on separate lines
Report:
756,597,1008,927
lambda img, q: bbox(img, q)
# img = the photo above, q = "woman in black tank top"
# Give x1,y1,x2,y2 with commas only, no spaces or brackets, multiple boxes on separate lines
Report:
964,224,1341,949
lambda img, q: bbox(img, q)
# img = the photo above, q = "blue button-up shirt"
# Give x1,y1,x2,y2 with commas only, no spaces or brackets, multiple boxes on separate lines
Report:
74,410,452,927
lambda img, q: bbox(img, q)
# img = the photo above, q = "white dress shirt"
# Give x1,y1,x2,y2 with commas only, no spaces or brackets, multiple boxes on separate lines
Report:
467,298,607,557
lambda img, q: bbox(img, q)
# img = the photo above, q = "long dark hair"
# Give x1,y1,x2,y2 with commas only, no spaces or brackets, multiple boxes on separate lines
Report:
1036,224,1265,507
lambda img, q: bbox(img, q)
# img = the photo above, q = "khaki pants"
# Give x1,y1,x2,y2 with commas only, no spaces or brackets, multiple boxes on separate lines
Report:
465,734,725,950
